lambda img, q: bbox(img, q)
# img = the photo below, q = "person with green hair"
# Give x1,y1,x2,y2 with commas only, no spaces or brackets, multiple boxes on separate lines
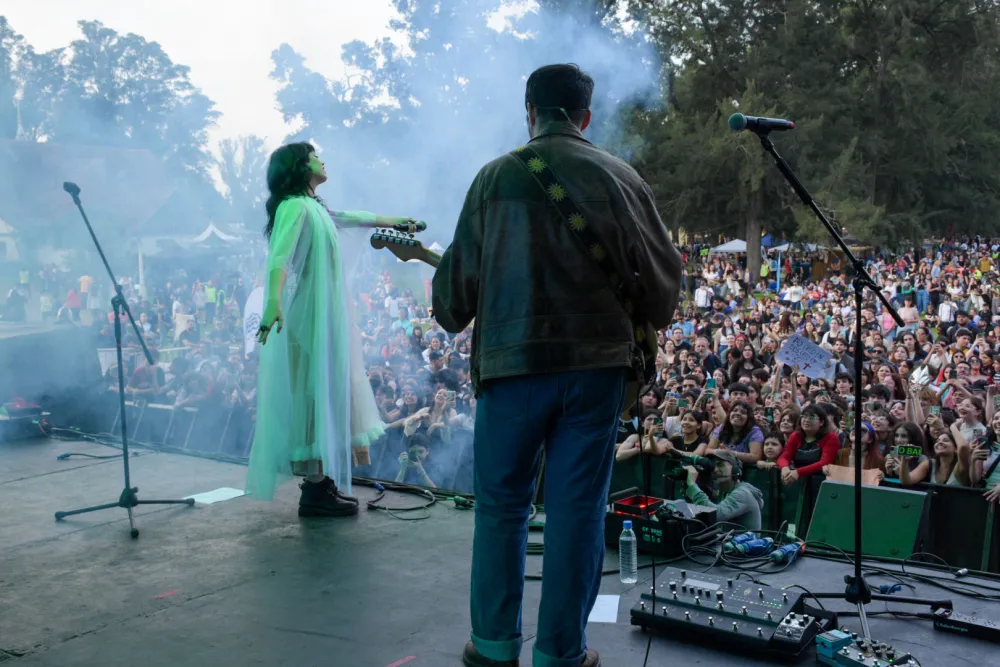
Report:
247,142,420,517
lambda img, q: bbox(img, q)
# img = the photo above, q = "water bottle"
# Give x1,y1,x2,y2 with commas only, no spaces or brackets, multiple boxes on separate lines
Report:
619,520,638,584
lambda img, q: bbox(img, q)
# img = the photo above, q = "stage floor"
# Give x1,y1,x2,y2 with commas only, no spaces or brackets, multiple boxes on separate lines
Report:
0,321,63,340
1,437,997,666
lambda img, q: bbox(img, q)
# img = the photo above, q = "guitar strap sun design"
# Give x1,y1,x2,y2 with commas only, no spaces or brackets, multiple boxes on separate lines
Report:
508,144,656,389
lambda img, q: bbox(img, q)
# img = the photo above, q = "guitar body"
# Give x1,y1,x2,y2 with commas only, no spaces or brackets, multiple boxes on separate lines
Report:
622,321,658,419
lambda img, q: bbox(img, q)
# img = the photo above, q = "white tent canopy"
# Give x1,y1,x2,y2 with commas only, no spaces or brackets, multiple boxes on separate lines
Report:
710,239,748,254
179,223,242,247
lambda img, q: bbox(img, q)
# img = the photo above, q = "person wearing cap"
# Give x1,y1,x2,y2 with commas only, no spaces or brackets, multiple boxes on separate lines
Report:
680,449,764,530
433,63,681,667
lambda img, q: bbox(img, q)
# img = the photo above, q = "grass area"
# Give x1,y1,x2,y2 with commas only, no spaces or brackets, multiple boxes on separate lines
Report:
386,263,433,304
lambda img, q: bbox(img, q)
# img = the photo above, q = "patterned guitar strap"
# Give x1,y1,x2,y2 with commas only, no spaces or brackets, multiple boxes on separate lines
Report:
508,143,650,380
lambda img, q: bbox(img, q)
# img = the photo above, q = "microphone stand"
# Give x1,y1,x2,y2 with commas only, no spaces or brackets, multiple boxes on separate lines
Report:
752,133,948,642
54,183,194,538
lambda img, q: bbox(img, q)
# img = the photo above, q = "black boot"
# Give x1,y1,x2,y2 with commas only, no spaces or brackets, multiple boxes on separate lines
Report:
462,641,519,667
298,478,359,517
320,477,359,505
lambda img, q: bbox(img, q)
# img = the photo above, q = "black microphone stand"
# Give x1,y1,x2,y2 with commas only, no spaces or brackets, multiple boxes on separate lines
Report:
752,133,948,642
54,182,194,538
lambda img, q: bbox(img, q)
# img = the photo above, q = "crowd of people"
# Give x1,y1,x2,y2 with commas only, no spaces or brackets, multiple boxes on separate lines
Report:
1,261,258,456
616,238,1000,527
5,236,1000,507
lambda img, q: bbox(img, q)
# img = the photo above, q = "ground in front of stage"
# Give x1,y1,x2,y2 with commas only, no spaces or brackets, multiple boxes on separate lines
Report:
1,436,996,667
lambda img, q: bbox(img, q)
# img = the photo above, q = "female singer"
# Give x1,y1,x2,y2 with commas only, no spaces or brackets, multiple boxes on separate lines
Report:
246,142,419,516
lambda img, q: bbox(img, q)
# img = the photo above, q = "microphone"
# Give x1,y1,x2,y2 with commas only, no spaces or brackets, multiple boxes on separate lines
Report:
729,113,795,133
63,181,81,197
392,219,426,233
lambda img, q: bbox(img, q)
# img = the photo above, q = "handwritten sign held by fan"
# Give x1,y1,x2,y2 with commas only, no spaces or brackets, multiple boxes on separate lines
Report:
776,334,834,380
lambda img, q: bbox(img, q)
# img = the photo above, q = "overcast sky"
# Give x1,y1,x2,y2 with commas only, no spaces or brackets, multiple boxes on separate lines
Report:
4,0,398,150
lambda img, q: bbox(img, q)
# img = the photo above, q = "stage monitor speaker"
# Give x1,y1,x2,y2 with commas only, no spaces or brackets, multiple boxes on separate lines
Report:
806,480,929,560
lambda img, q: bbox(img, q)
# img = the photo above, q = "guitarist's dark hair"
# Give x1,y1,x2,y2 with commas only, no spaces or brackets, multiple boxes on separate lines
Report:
525,64,594,125
264,142,315,240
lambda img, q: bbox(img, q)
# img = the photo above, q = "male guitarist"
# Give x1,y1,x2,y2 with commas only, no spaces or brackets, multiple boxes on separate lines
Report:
432,64,681,667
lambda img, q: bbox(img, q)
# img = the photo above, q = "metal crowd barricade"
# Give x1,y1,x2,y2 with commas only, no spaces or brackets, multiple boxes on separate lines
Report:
881,478,998,573
105,394,255,461
97,347,190,377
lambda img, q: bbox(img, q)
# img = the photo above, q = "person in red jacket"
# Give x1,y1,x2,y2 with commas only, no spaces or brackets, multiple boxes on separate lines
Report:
778,403,840,485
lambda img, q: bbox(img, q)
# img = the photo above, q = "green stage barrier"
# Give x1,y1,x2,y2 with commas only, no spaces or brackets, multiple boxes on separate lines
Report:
607,457,999,574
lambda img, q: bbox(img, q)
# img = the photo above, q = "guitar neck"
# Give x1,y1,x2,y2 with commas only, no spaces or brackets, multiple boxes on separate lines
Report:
370,230,441,267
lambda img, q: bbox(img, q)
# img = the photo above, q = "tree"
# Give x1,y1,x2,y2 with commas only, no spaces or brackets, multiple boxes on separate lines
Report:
52,21,220,181
626,0,1000,253
14,48,66,141
0,17,226,236
270,0,660,241
0,17,24,139
216,135,269,226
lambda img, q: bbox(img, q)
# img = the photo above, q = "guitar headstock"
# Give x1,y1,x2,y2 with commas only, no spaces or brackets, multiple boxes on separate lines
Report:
370,230,440,267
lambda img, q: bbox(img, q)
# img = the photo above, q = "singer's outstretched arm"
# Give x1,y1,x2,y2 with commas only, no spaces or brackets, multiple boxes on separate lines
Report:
330,210,418,229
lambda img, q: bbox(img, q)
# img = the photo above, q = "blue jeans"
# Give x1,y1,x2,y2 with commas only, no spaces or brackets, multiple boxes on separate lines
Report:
470,367,628,667
917,289,930,314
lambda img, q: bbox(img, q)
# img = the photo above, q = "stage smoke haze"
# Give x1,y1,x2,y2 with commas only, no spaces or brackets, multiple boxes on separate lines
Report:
0,2,662,494
274,1,662,244
272,1,662,490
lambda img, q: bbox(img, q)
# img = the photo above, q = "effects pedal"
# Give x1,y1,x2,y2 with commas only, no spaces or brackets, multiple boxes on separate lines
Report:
816,629,921,666
630,567,831,659
932,608,1000,644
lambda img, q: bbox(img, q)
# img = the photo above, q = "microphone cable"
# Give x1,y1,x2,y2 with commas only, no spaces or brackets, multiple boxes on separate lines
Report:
633,392,656,667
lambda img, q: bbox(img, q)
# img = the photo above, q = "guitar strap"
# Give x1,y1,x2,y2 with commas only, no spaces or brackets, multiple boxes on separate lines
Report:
508,144,650,384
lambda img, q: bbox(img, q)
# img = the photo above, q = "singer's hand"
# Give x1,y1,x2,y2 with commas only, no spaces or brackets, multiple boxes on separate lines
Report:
258,300,283,345
393,218,425,234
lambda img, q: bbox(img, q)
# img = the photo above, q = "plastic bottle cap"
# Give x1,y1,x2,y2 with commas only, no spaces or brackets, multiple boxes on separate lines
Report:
623,520,632,529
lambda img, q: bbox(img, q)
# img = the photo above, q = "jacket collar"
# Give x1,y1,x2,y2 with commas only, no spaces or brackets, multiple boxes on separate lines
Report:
528,120,591,145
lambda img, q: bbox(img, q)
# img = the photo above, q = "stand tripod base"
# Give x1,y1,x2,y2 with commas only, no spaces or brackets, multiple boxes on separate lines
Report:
813,575,952,643
55,486,195,539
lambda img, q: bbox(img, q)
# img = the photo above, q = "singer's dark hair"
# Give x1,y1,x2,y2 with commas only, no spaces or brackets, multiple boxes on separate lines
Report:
264,142,316,241
525,64,594,124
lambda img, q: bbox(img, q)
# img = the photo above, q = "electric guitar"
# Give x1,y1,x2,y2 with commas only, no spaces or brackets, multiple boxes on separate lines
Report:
370,230,441,267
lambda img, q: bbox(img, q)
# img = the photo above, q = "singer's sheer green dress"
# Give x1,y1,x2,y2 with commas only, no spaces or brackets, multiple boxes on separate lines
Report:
245,196,385,500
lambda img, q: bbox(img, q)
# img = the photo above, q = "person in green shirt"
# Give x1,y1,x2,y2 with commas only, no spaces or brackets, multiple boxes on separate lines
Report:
681,449,764,530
